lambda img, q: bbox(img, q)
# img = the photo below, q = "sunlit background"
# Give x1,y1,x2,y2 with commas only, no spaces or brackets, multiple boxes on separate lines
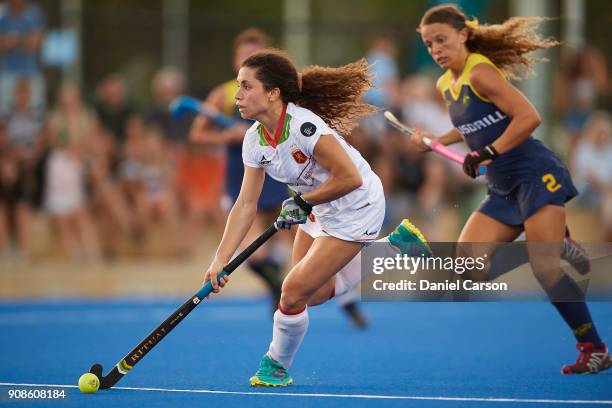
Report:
1,0,611,300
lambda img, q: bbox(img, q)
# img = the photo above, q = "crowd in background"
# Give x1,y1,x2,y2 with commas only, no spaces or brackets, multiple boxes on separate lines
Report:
1,1,612,266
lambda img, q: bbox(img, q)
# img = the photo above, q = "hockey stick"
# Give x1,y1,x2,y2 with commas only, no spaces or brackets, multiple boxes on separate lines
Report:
88,223,280,389
384,111,486,175
169,95,237,128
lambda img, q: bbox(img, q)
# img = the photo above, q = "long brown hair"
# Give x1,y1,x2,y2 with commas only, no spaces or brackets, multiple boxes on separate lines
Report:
419,4,559,80
241,49,377,135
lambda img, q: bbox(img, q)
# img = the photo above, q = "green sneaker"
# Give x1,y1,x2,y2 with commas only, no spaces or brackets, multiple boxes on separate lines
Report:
249,354,293,387
388,219,432,257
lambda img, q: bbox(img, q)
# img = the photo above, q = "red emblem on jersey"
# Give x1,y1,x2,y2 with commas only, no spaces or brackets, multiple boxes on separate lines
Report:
292,148,308,164
308,213,315,222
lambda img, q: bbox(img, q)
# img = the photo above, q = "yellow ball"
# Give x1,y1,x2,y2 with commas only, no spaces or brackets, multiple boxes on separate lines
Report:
78,373,100,394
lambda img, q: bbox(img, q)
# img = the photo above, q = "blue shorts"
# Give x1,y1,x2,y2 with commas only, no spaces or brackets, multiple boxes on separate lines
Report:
478,162,578,226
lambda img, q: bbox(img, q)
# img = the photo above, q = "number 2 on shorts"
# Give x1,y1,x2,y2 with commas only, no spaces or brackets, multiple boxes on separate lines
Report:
542,173,561,192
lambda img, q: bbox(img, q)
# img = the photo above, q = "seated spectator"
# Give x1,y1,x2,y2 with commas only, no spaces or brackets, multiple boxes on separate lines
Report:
132,125,182,256
0,78,47,261
554,47,609,161
390,74,477,240
147,67,193,147
0,0,46,114
45,82,100,261
571,111,612,240
0,122,21,262
95,73,136,156
149,66,225,252
86,120,132,260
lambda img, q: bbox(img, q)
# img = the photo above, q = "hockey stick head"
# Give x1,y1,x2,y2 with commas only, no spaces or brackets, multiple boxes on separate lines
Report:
88,363,122,389
89,363,102,378
85,222,279,391
169,96,200,118
88,363,104,388
383,111,414,136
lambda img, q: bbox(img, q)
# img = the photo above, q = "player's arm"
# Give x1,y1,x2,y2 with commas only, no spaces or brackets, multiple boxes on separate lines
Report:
433,128,463,145
301,135,362,205
204,165,265,291
188,86,248,145
409,126,463,152
213,165,264,262
469,63,541,154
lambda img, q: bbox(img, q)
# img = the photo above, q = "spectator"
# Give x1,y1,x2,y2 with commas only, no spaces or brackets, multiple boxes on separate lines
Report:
89,74,139,258
571,111,612,241
94,73,136,154
358,32,400,145
0,121,20,261
149,66,225,254
363,32,400,110
87,119,133,260
0,0,46,113
45,82,100,261
147,66,192,146
554,47,609,160
400,74,452,136
133,124,182,256
391,74,479,240
0,78,47,261
117,114,146,217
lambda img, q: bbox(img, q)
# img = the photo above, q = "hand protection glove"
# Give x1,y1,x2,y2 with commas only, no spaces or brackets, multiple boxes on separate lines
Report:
463,144,499,178
276,194,312,229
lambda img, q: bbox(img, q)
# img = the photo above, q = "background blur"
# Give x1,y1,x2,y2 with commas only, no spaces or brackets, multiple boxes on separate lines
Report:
1,0,612,300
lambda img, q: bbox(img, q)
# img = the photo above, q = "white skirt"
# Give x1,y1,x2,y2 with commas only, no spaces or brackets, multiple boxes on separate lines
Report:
44,150,85,215
299,174,385,242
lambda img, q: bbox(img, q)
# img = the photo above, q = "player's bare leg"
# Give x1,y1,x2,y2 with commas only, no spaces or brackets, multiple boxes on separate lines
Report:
250,236,362,387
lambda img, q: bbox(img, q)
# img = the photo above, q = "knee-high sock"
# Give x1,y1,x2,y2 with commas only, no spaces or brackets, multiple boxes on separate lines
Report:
485,243,530,281
334,251,362,297
268,307,309,369
547,274,603,347
553,301,603,347
335,290,360,306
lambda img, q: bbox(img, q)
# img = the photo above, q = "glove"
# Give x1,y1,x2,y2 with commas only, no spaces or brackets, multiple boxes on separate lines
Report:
276,194,312,229
463,144,499,178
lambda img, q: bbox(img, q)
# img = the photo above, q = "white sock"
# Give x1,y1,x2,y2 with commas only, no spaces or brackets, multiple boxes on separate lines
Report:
334,251,362,297
333,237,399,300
335,289,360,306
268,307,309,369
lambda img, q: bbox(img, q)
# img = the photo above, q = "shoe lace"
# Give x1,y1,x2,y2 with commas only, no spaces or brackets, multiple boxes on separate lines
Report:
257,358,272,373
390,225,431,256
563,238,587,261
563,240,576,259
576,347,589,366
259,356,284,375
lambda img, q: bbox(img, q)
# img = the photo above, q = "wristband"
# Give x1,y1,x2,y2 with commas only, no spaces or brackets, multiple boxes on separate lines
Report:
484,144,500,159
294,194,313,214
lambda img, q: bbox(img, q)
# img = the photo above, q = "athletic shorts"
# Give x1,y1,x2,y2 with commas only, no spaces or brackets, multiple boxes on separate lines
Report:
299,175,385,242
478,161,578,226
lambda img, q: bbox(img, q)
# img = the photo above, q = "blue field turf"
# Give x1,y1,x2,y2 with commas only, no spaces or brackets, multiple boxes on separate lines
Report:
0,298,611,407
